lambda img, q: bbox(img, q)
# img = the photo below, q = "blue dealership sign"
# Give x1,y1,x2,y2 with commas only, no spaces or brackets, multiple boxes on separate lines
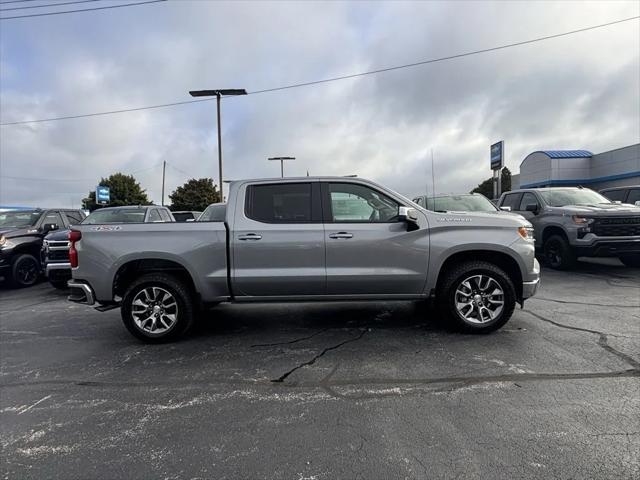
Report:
96,186,110,205
490,141,504,170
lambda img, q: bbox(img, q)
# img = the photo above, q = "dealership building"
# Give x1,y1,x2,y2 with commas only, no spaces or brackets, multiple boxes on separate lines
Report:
512,143,639,191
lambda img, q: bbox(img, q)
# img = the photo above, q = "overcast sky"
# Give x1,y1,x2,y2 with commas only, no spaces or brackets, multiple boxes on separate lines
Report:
1,0,638,207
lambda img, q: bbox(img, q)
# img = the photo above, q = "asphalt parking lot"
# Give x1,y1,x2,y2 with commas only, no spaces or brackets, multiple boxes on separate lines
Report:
1,259,639,479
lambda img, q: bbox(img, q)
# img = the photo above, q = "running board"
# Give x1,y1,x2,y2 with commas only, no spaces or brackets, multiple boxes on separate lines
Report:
94,303,120,312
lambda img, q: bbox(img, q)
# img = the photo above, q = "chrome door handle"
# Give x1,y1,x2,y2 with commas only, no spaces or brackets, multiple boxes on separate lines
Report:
329,232,353,239
238,233,262,241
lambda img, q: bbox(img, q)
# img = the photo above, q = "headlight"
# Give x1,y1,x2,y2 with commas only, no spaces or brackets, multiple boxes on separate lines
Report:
0,235,6,248
518,226,535,242
572,216,593,225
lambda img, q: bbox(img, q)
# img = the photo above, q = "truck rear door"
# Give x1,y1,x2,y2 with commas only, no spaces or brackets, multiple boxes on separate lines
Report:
231,181,326,297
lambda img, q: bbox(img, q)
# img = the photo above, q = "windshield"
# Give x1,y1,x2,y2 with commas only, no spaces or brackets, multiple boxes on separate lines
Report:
0,210,43,228
425,195,497,212
198,204,227,222
82,208,147,224
539,189,611,207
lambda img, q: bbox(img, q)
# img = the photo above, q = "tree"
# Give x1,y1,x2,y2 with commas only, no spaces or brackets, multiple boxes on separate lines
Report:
470,167,512,198
169,178,221,211
82,173,151,211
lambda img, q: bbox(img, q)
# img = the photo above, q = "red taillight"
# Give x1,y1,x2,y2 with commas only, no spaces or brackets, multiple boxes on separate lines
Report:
68,230,81,268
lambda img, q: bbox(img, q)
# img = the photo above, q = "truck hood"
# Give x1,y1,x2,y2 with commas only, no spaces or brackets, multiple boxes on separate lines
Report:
0,227,39,239
550,204,640,216
429,210,530,227
44,229,70,241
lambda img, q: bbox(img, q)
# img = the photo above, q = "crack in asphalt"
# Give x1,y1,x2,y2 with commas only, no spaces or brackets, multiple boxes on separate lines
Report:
271,329,368,383
250,328,330,347
522,310,640,369
532,297,640,308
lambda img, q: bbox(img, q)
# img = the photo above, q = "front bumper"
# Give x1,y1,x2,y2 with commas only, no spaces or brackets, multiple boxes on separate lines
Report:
522,258,540,300
46,262,71,276
573,238,640,257
68,280,95,305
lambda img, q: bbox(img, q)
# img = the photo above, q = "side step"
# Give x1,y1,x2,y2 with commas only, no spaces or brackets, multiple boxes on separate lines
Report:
94,304,120,312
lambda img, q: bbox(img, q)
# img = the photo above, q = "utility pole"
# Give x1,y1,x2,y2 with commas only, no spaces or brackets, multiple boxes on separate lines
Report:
161,160,166,206
268,157,296,177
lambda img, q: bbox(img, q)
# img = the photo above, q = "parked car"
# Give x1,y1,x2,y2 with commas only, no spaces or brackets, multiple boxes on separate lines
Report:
171,211,202,222
68,176,539,342
82,205,175,224
0,208,85,287
197,203,226,222
498,187,640,269
599,185,640,206
412,193,525,220
42,228,73,289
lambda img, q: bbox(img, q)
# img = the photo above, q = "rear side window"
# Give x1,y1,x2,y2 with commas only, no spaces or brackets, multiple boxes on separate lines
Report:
601,189,627,202
148,209,162,222
64,210,84,225
501,193,522,210
158,209,172,222
246,183,314,223
518,192,539,211
627,189,640,204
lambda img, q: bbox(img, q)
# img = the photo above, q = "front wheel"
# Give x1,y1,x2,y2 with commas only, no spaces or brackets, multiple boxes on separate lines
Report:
121,273,195,343
10,254,40,288
437,261,516,333
619,254,640,268
542,234,576,270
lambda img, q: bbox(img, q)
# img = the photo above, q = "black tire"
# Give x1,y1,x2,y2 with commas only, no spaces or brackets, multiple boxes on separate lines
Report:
121,273,195,343
10,254,40,288
619,254,640,268
436,260,516,333
49,279,70,290
542,234,576,270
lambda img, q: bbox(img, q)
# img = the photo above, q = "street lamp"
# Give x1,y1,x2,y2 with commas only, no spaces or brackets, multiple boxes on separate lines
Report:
268,156,296,178
189,89,247,200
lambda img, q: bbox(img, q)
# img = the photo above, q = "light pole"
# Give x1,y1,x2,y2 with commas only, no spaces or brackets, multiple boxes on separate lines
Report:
268,156,296,178
189,89,247,200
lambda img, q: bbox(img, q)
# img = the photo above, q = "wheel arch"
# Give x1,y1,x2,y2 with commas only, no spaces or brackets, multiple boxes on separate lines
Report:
435,249,523,301
112,257,199,303
541,225,569,245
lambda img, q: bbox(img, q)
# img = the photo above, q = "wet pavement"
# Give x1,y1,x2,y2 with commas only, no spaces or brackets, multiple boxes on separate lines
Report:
1,258,639,479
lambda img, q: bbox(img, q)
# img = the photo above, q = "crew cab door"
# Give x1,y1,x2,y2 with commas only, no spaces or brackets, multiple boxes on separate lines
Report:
322,182,429,295
231,181,326,296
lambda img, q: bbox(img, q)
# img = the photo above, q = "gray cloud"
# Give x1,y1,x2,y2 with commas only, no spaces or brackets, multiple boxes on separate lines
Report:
1,0,638,207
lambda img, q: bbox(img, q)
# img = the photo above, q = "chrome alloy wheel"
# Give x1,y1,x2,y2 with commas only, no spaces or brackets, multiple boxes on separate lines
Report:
454,274,504,324
131,287,178,334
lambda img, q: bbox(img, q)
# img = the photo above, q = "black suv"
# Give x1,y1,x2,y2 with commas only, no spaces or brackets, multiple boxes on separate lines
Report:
0,209,85,287
599,185,640,206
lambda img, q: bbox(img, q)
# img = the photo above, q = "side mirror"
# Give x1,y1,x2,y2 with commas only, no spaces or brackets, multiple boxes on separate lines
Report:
499,206,511,212
525,204,539,214
42,223,59,233
399,206,419,223
635,201,640,207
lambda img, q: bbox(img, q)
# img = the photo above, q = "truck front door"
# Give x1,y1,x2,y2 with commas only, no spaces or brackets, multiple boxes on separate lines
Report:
231,181,326,297
322,182,429,295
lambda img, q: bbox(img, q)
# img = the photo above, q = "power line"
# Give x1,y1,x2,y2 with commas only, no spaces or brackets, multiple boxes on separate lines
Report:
0,0,165,19
0,163,163,182
0,1,41,5
1,15,638,126
1,0,100,12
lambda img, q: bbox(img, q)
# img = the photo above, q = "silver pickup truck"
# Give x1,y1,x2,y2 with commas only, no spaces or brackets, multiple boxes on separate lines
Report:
68,177,540,342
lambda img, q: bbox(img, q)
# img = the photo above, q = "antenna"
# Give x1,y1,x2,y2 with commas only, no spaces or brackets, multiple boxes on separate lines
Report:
431,148,436,208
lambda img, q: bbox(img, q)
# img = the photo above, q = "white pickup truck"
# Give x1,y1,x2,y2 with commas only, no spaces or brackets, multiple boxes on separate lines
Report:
68,177,540,342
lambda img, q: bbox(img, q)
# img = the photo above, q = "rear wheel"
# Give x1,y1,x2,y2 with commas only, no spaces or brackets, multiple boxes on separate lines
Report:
10,254,40,288
542,234,576,270
619,254,640,268
437,261,516,333
121,273,195,343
